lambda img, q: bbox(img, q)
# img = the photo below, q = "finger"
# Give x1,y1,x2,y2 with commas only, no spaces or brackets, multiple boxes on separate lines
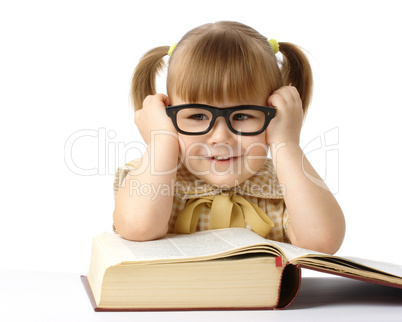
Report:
142,95,153,106
153,93,170,106
134,109,142,126
267,92,286,108
278,86,296,104
267,86,290,106
287,86,301,104
142,94,170,110
268,86,300,107
162,95,170,107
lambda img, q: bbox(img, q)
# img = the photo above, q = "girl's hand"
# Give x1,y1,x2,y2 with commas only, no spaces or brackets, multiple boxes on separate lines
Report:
265,86,303,146
134,94,177,145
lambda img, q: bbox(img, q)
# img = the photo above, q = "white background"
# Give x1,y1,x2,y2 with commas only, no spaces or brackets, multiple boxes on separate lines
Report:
1,0,402,275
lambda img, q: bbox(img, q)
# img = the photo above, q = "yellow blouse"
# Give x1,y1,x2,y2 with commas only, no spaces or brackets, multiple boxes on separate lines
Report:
113,158,290,242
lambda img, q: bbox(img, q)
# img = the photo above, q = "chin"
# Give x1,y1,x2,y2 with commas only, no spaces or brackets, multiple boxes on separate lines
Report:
201,174,248,189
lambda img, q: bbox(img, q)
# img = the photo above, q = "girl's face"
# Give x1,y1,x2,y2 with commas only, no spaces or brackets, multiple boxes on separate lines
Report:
171,95,269,188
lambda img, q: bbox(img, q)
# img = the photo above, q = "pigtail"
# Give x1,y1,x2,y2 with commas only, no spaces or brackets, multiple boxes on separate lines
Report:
131,46,170,111
278,42,313,114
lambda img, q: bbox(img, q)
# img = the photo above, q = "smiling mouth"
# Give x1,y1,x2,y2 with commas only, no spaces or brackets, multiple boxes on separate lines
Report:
207,156,240,162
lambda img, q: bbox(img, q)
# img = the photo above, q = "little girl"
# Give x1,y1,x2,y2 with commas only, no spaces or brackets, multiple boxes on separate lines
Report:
113,21,345,254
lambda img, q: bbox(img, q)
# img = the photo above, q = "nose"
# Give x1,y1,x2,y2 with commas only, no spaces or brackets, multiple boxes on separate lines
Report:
207,116,236,145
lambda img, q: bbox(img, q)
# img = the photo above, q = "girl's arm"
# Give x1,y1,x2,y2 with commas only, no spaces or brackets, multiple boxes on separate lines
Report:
113,94,179,241
267,86,345,254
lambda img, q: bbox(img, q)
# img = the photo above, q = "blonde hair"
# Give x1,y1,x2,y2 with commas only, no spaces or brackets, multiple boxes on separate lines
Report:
131,21,313,114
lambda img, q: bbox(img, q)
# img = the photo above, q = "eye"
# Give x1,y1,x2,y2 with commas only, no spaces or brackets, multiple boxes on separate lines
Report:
232,113,252,121
189,114,208,121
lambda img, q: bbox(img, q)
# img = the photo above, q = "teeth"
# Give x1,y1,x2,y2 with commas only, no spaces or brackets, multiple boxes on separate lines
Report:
214,156,231,160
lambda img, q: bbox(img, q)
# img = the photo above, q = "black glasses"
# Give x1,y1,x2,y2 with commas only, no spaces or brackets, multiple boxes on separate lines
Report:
165,104,276,136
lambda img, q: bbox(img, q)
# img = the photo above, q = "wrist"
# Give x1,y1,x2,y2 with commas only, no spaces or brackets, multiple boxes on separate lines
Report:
147,131,180,172
269,137,300,152
266,128,300,148
270,141,302,169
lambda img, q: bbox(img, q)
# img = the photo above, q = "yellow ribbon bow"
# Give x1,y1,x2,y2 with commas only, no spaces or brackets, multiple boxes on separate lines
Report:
174,192,274,237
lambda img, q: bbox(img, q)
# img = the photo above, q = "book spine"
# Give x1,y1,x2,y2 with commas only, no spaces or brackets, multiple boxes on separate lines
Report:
274,263,301,310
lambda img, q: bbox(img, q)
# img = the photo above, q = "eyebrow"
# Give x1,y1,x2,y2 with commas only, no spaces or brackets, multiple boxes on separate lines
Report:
168,103,270,109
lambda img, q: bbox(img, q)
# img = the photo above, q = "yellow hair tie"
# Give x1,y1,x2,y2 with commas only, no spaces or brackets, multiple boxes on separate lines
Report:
168,43,177,56
268,39,279,54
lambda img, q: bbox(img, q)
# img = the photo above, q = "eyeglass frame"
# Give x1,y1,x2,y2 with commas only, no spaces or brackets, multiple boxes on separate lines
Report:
165,103,276,136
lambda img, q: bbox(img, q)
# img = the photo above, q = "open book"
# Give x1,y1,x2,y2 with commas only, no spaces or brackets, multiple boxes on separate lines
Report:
82,228,402,311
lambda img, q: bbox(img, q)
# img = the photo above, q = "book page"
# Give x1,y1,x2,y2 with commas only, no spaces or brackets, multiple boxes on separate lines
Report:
341,256,402,277
102,228,279,264
266,239,326,261
270,241,402,279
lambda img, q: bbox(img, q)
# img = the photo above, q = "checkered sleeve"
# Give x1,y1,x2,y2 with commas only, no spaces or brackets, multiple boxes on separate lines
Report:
113,160,140,199
112,160,140,233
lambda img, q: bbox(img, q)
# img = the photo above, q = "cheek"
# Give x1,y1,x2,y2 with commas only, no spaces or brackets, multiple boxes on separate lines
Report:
246,144,269,157
178,136,208,157
241,137,268,174
242,136,269,156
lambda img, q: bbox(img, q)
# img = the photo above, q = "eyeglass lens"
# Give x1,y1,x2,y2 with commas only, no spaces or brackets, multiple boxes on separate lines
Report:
175,107,266,134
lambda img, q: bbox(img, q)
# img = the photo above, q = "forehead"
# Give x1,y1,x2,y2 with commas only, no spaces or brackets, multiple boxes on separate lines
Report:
170,93,267,108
